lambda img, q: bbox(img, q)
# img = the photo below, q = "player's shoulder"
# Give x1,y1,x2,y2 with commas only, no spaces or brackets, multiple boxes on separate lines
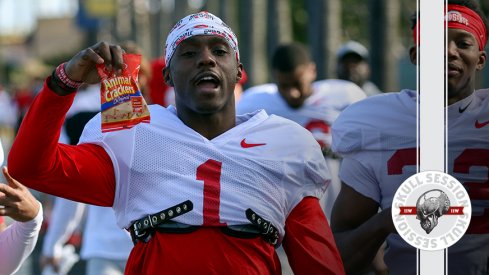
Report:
267,113,308,130
236,110,319,157
147,104,172,118
262,114,319,145
238,84,282,114
313,78,358,88
465,89,489,119
242,83,278,96
336,89,415,120
312,79,367,103
332,89,417,153
474,88,489,104
313,79,363,93
242,109,315,140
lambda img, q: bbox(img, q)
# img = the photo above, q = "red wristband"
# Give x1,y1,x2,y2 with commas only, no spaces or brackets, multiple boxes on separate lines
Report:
54,63,84,90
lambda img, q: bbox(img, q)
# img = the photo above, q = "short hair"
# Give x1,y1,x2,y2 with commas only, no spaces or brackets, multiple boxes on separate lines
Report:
271,43,312,73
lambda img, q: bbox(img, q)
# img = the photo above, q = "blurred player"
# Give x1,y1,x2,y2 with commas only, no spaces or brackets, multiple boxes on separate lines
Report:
336,41,381,97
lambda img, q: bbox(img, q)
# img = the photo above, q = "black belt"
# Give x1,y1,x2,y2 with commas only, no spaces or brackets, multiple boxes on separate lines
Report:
129,202,280,246
245,208,280,246
129,200,194,244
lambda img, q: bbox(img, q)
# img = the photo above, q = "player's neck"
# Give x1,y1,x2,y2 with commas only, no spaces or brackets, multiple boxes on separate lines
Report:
447,86,474,106
177,108,237,140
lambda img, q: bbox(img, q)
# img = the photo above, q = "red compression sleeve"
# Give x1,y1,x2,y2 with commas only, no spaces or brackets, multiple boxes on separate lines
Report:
283,197,345,275
8,77,115,206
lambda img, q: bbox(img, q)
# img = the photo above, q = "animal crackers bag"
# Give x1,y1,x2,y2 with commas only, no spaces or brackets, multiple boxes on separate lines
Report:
97,53,150,132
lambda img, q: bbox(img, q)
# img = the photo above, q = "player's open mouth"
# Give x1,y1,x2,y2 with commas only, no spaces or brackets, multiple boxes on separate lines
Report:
194,73,220,90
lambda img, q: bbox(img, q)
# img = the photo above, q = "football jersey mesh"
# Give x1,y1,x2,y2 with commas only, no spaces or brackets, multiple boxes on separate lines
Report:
79,105,329,241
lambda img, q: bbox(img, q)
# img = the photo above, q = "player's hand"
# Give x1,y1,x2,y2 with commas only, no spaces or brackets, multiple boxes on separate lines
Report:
0,167,40,222
64,41,125,85
40,255,61,273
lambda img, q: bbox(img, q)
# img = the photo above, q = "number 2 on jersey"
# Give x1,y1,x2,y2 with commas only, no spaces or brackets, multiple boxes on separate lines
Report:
387,148,489,234
196,159,226,226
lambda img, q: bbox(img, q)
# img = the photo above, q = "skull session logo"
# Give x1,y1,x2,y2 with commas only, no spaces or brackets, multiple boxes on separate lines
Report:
392,171,471,250
416,190,451,234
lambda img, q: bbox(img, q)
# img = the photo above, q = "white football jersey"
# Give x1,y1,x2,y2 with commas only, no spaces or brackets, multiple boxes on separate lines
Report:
79,106,330,243
238,79,366,149
237,79,366,219
332,89,489,275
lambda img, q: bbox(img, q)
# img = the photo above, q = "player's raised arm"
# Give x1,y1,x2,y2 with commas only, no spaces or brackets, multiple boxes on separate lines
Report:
7,42,123,206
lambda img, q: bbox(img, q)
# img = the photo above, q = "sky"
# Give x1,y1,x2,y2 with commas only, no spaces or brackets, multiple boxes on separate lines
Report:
0,0,78,35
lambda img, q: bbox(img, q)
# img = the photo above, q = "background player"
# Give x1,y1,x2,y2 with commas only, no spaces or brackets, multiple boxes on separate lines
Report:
336,40,381,97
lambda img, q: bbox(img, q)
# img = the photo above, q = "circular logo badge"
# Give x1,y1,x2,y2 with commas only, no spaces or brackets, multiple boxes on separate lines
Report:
391,171,471,251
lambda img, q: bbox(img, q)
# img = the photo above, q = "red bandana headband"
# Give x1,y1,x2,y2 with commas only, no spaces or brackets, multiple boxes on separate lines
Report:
412,4,487,51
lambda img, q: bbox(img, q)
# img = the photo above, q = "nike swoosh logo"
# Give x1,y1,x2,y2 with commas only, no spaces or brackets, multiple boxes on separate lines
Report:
475,120,489,129
240,138,266,148
459,100,472,113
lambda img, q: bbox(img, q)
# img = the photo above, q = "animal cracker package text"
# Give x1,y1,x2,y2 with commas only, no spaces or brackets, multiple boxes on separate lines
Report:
97,53,150,132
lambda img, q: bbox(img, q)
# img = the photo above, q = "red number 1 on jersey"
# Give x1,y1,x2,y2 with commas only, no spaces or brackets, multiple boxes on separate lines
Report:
197,159,226,226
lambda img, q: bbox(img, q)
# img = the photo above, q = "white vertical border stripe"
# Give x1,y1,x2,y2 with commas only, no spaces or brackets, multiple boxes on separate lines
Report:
418,0,446,274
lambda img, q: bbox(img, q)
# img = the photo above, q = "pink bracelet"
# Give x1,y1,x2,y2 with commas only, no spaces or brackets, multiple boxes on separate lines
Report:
54,63,84,90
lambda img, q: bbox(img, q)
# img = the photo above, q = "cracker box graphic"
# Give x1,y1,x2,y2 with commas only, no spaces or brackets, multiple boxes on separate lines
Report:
392,171,471,250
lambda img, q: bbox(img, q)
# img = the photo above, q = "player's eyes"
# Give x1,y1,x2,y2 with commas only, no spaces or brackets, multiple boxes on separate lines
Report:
456,39,474,49
181,51,196,57
213,48,228,56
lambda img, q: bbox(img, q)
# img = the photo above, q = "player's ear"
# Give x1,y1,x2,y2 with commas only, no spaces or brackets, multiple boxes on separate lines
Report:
409,46,417,65
308,62,317,82
163,67,174,86
476,51,486,71
236,63,243,83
